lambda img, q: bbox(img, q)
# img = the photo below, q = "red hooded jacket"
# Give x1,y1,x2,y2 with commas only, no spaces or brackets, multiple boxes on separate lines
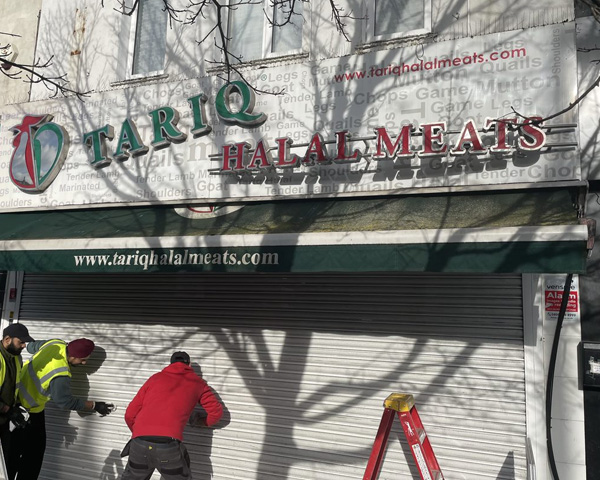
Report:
125,362,223,441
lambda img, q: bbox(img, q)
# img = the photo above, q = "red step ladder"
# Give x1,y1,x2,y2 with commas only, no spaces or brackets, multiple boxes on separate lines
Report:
363,393,444,480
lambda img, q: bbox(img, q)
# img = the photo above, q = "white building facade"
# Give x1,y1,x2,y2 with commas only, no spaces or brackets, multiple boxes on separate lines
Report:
0,1,596,479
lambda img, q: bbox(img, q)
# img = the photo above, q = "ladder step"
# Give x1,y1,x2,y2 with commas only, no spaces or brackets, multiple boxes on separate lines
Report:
432,470,444,480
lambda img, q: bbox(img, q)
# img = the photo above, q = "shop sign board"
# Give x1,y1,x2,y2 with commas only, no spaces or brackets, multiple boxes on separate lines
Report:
0,22,578,211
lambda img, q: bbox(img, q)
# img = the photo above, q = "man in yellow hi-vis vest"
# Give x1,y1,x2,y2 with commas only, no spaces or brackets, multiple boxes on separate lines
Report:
0,323,34,480
13,338,114,480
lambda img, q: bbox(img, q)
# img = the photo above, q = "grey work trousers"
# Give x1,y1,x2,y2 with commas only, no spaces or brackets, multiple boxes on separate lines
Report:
121,437,191,480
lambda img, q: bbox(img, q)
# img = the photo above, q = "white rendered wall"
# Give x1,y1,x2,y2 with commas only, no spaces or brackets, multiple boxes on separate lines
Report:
29,0,577,101
0,0,42,105
524,274,586,480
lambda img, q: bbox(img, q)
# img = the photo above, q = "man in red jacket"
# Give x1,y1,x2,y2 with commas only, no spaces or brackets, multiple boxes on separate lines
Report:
120,351,223,480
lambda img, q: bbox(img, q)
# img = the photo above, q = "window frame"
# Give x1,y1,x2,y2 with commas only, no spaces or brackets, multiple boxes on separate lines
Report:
364,0,432,43
125,0,169,79
225,0,307,64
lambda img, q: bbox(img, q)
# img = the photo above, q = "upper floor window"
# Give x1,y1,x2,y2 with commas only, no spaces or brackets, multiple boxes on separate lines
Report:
367,0,431,41
131,0,168,76
227,1,304,63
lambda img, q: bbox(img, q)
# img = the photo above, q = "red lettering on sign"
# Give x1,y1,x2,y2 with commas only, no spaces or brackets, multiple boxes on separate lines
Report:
545,290,578,312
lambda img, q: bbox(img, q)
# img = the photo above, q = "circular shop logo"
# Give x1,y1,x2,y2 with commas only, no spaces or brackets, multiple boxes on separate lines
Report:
9,114,70,193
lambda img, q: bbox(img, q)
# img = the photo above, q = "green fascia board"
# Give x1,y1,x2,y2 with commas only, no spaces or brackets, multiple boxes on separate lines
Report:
0,241,586,274
0,188,580,241
0,188,586,273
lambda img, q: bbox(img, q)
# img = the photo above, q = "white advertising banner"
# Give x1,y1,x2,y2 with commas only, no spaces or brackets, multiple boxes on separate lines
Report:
0,22,579,211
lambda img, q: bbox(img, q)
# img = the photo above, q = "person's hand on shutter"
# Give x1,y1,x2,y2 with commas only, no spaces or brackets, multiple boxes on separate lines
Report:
93,401,115,416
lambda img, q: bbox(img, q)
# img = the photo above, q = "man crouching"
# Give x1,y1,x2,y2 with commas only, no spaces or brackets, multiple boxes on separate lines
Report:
120,351,223,480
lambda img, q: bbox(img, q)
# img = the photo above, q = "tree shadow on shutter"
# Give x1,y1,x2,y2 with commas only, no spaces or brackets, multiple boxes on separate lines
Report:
185,363,231,480
72,345,108,417
100,448,125,480
45,345,109,456
46,407,80,447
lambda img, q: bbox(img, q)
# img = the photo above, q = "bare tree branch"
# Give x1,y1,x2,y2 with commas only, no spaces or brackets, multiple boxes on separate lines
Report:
580,0,600,22
579,46,600,53
327,0,355,41
501,5,600,127
184,0,214,25
202,0,281,95
113,0,186,26
0,56,91,100
113,0,352,93
267,0,304,28
496,72,600,129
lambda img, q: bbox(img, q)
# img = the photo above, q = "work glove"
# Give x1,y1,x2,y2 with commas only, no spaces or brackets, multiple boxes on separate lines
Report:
8,406,29,430
93,401,115,416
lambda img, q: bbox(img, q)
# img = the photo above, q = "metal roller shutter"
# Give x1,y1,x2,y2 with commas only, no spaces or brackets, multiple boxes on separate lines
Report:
18,272,526,480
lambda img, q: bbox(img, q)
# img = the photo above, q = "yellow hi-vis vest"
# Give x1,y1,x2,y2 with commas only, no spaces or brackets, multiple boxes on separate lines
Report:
0,351,22,403
18,340,71,413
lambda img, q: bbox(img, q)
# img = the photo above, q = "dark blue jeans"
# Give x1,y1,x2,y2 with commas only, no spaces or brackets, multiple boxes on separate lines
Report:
121,437,191,480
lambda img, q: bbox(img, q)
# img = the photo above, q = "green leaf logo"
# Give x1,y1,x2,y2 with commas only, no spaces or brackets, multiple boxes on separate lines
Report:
9,114,70,193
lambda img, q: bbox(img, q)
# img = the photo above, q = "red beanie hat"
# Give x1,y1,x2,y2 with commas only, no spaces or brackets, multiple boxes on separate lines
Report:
67,338,95,358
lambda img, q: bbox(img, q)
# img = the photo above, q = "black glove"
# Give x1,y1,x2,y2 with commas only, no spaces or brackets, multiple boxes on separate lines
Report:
93,401,114,416
7,406,28,429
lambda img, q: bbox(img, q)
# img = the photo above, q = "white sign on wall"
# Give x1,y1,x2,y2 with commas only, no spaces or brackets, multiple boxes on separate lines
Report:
544,274,580,323
0,23,579,211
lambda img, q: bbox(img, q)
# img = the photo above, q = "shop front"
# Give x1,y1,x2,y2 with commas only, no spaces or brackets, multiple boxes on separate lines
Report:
0,188,590,479
0,20,590,480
